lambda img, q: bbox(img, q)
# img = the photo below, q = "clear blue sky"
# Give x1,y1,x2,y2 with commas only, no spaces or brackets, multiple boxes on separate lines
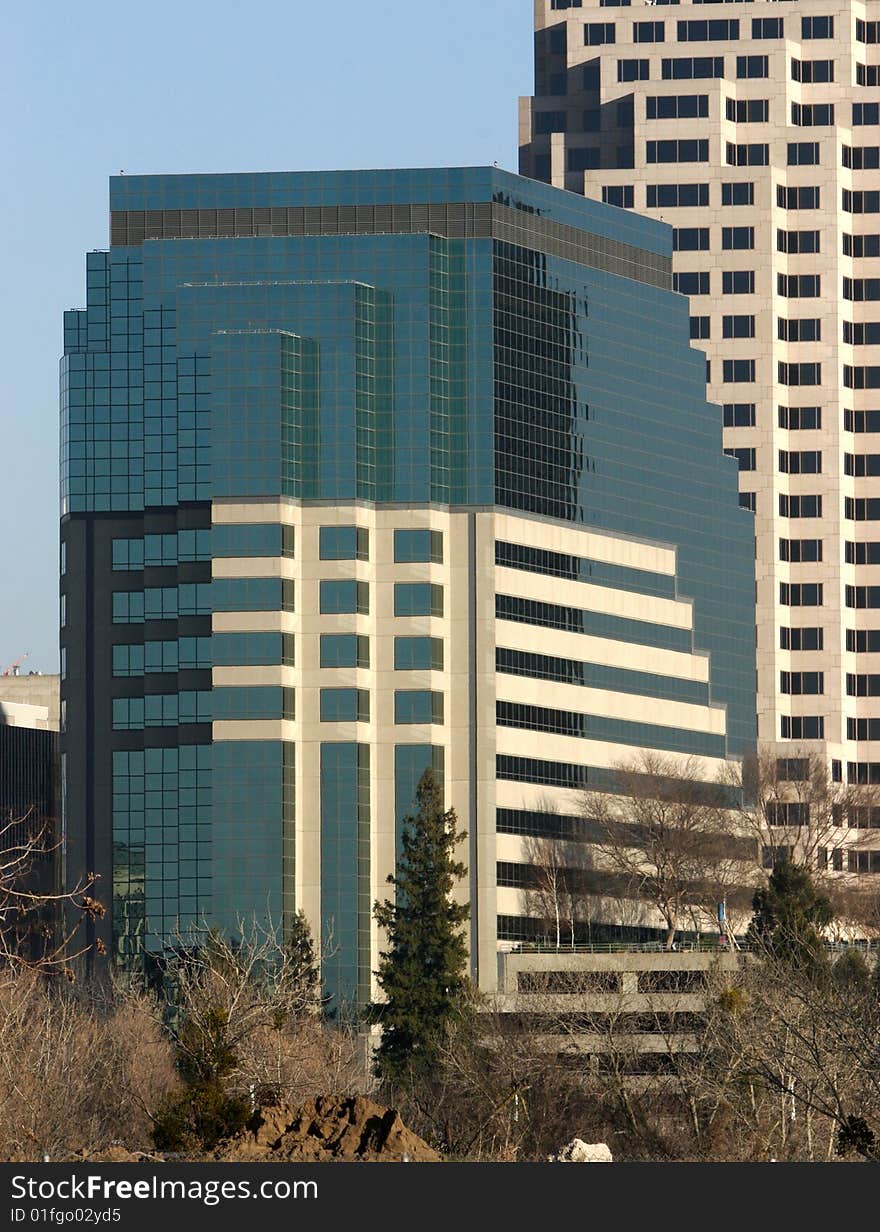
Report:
0,0,534,673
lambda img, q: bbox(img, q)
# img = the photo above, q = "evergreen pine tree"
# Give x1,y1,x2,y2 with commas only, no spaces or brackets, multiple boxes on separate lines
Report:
372,768,470,1086
285,908,323,1020
747,858,833,977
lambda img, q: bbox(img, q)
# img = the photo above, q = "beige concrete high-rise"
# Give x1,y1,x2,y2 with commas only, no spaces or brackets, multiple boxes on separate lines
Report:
521,0,880,799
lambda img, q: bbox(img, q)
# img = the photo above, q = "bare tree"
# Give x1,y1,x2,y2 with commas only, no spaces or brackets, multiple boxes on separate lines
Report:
0,969,176,1161
0,807,104,981
143,916,367,1108
733,747,880,882
583,753,759,949
681,946,880,1161
521,835,596,950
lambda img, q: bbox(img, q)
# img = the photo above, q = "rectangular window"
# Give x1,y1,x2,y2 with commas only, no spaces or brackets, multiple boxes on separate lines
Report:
535,111,567,135
778,318,821,342
726,142,769,167
567,148,600,173
780,494,822,518
112,644,145,677
778,274,821,298
319,579,369,615
647,95,709,121
394,690,444,725
843,234,880,258
846,497,880,520
394,583,444,618
112,538,144,571
320,688,370,722
778,405,821,429
777,186,820,210
845,322,880,345
843,190,880,215
673,227,710,251
726,98,769,124
787,142,820,166
847,629,880,652
678,18,739,41
647,139,709,163
690,316,710,340
213,685,293,722
781,670,824,694
844,279,880,301
737,55,769,79
320,634,370,669
661,56,724,80
780,627,824,651
723,359,756,383
779,449,822,473
856,63,880,87
847,586,880,608
602,186,634,208
112,591,145,624
723,402,756,426
845,410,880,433
722,226,755,250
780,581,824,606
618,58,649,82
845,452,880,475
393,528,443,564
721,182,754,206
843,146,880,171
673,271,710,295
847,674,880,697
778,359,818,384
854,103,880,126
857,19,880,43
647,182,709,207
781,716,825,739
791,102,835,126
780,539,823,563
752,17,783,39
212,577,290,613
319,525,369,561
212,523,292,559
724,447,756,472
394,637,444,671
801,15,833,39
723,315,755,339
585,21,615,44
722,270,755,295
212,631,290,667
634,20,664,42
792,59,834,83
846,542,880,565
845,368,880,390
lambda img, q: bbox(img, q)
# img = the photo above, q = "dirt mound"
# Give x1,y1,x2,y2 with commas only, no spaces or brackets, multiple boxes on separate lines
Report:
74,1146,161,1163
215,1095,440,1162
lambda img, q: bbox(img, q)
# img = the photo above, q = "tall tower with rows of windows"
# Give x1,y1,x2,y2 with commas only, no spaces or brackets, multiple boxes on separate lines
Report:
60,167,754,1003
521,0,880,809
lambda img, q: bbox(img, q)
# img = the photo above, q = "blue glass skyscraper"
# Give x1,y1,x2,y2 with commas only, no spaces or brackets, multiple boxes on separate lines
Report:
61,168,755,1005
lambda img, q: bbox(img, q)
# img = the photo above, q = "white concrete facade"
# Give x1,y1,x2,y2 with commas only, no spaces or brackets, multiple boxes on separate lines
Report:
213,499,738,994
521,0,880,785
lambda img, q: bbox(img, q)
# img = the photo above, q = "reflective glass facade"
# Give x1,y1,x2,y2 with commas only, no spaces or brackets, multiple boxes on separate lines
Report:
61,167,755,985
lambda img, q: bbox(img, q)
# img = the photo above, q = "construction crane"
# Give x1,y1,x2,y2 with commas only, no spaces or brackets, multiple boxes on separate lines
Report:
1,652,30,677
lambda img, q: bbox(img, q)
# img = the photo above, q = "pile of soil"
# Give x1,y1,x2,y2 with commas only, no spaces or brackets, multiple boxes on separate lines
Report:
74,1146,161,1163
215,1094,440,1162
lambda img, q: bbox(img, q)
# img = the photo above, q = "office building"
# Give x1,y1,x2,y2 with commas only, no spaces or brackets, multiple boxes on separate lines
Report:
520,0,880,800
0,675,60,956
60,167,755,1005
